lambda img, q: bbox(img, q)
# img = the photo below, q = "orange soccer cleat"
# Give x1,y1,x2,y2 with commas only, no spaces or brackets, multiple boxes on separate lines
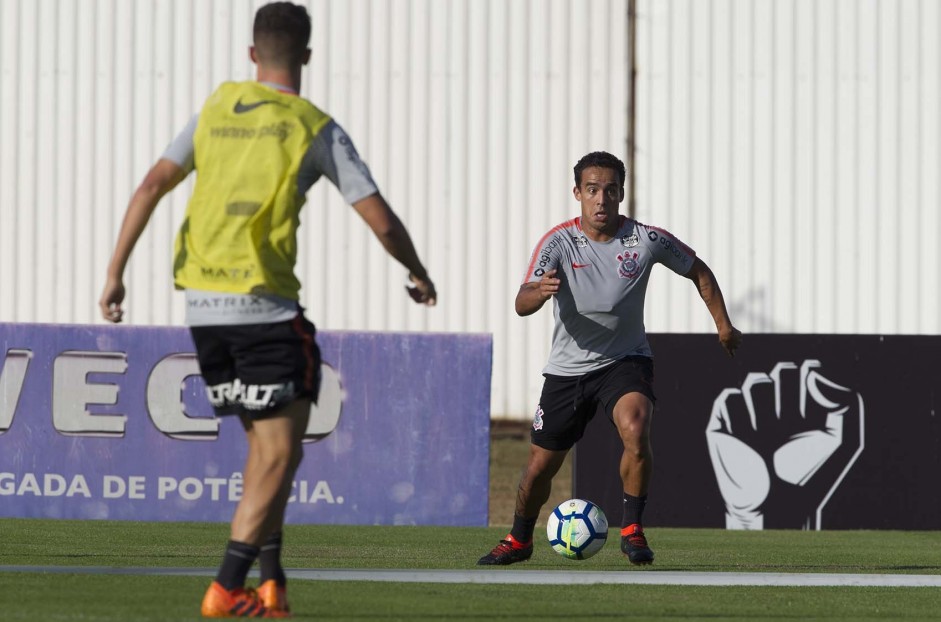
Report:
256,580,290,615
200,581,290,618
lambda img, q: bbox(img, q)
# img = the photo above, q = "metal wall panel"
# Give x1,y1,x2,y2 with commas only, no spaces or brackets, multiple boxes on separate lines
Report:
0,0,628,420
5,1,931,419
635,0,940,338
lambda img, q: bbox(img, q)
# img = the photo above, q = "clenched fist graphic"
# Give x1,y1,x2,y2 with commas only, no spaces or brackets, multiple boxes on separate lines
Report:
706,360,864,530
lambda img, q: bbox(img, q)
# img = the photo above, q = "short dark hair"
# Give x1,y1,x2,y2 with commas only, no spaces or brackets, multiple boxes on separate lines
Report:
573,151,626,190
253,2,311,67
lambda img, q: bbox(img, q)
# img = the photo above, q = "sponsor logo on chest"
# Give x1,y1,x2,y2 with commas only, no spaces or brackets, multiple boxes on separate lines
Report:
621,232,639,247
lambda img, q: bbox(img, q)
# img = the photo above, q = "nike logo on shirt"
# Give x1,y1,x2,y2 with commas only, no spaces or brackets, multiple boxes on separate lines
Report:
233,98,286,114
572,263,592,269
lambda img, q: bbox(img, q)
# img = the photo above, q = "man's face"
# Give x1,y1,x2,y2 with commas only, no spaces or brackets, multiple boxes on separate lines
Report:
573,166,624,238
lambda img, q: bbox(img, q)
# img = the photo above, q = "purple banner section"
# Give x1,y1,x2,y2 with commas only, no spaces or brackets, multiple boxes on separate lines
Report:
0,323,492,526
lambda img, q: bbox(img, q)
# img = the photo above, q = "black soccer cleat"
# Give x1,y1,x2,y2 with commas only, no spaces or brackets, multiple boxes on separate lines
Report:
621,524,654,565
477,534,534,565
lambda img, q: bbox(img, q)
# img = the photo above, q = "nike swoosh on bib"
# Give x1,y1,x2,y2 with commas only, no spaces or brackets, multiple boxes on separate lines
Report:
572,262,592,269
233,98,285,114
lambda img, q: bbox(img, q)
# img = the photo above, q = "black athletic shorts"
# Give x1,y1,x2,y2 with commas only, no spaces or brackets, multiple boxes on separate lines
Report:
190,314,321,419
530,356,655,451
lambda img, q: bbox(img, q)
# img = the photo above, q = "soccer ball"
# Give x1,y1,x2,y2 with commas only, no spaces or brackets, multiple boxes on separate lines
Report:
546,498,608,560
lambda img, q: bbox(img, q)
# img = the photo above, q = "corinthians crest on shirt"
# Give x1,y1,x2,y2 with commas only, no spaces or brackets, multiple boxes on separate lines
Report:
617,252,641,279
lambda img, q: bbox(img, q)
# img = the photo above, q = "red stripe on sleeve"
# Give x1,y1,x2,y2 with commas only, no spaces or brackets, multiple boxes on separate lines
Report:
520,218,579,283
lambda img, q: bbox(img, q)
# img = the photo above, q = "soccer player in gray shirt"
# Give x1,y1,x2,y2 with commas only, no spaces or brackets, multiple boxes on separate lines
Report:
479,151,741,566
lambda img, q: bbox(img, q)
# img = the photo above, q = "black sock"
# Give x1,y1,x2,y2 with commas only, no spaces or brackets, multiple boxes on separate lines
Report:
215,540,260,590
259,531,286,586
509,514,537,544
622,493,648,529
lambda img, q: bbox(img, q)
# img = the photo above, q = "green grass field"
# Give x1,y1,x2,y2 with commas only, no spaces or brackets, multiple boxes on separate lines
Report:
2,519,940,621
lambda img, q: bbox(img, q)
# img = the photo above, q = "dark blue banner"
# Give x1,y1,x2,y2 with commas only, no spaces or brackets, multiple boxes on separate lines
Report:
574,334,941,530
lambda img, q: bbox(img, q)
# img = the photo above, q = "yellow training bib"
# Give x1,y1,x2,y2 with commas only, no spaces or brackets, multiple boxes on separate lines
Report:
173,81,331,299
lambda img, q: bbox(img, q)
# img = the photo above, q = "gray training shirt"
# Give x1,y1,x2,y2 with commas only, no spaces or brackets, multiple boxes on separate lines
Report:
522,215,696,376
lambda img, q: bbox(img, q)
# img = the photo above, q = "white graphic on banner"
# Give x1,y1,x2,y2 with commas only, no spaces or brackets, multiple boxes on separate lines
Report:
0,348,343,442
706,360,864,530
307,364,344,441
0,472,344,505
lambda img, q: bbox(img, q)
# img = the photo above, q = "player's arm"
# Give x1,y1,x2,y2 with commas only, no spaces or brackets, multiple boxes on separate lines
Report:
310,120,435,305
684,257,742,356
99,158,188,322
515,269,560,316
351,192,436,306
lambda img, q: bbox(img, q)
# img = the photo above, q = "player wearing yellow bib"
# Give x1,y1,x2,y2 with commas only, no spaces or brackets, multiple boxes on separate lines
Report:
173,80,333,299
99,3,436,617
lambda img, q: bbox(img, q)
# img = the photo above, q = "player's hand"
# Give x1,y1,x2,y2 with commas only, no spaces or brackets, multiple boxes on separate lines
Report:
539,269,561,300
719,325,743,357
405,273,437,306
99,278,127,323
705,360,864,530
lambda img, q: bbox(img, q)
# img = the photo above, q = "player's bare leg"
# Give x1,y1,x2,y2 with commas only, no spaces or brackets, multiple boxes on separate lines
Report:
478,445,568,565
613,392,653,496
612,391,655,564
201,399,308,618
233,398,310,545
245,399,309,615
516,445,569,517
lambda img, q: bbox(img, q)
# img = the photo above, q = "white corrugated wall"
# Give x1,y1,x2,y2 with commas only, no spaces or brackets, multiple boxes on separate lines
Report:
635,0,940,338
1,0,937,420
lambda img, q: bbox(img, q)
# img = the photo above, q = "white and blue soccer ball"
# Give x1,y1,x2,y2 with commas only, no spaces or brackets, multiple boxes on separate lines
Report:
546,498,608,560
